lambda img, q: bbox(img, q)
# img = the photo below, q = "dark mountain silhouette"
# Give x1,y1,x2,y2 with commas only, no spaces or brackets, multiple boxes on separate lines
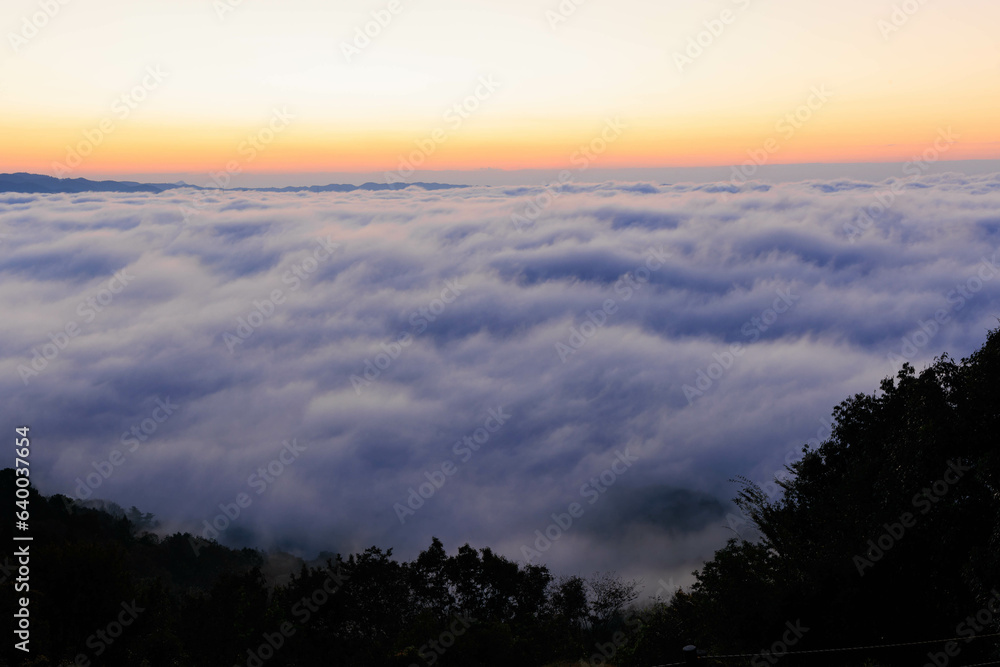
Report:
0,172,468,194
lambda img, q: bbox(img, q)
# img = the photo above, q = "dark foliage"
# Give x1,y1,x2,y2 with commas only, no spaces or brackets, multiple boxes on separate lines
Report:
0,487,638,666
619,326,1000,666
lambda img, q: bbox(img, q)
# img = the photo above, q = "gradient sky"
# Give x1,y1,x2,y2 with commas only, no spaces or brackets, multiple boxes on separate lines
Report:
2,0,999,177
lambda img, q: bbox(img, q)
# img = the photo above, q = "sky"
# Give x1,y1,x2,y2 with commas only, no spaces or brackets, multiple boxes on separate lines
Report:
4,174,999,590
3,0,1000,180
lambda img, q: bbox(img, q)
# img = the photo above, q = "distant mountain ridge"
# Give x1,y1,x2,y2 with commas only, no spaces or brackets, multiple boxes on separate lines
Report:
0,172,469,194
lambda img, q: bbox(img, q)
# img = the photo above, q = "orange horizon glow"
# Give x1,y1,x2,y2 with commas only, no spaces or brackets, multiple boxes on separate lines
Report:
3,113,998,178
3,0,999,179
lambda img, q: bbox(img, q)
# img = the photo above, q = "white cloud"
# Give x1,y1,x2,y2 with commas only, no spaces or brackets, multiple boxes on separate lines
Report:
3,173,999,590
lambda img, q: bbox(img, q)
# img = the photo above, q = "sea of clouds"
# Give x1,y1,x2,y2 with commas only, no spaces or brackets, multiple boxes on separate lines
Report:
2,172,999,592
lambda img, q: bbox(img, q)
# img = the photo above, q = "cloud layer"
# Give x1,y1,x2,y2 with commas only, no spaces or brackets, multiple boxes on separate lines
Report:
3,172,999,591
